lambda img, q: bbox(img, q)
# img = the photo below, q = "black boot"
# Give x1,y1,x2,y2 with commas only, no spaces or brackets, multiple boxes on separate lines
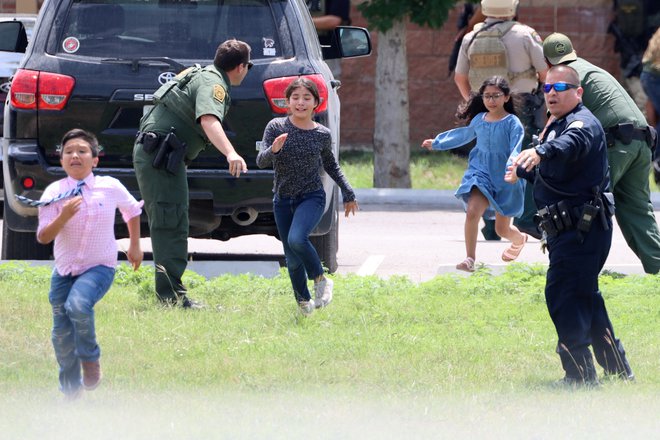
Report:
557,344,599,386
182,296,206,310
595,339,635,381
481,218,501,241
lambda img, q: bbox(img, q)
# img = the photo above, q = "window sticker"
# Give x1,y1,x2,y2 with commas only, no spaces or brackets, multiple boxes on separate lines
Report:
62,37,80,53
263,37,276,56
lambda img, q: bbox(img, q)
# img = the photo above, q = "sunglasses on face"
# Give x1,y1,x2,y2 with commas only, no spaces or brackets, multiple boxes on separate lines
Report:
245,61,253,70
543,82,578,93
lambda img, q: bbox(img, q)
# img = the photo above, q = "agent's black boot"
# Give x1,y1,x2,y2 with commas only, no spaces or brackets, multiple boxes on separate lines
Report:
481,218,501,241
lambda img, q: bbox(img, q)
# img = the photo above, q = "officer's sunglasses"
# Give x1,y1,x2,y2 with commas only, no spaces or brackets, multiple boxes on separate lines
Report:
245,61,254,70
543,82,578,93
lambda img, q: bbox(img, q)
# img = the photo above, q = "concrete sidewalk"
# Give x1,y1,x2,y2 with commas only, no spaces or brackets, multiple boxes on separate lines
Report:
354,188,660,210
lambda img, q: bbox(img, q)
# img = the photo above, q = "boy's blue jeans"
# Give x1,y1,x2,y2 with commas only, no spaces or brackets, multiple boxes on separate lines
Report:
273,189,325,303
48,265,115,395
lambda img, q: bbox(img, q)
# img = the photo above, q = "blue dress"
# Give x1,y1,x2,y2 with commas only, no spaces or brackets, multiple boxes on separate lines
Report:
431,112,525,218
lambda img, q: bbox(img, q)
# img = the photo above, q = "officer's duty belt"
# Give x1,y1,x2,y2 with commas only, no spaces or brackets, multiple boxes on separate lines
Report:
535,195,614,240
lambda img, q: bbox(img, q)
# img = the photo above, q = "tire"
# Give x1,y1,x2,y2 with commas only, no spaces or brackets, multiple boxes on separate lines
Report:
310,207,339,273
2,213,52,260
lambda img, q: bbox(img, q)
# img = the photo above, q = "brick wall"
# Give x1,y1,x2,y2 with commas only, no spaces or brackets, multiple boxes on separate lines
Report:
0,0,17,11
2,0,622,149
339,2,622,148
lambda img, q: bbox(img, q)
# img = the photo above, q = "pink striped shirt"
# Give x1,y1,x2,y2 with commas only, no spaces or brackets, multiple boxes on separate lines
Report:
37,174,143,276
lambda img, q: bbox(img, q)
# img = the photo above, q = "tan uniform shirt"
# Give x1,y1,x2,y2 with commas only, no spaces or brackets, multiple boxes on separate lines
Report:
456,18,546,94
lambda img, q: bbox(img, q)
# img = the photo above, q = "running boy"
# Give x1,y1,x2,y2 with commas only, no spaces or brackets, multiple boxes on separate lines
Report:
34,129,143,398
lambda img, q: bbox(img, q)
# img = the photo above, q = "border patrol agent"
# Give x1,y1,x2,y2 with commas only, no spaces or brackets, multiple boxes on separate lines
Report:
506,65,634,386
544,33,660,275
133,39,251,307
454,0,548,240
308,0,351,78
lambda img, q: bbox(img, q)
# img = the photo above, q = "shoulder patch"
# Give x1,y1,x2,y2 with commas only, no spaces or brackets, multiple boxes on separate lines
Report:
567,120,585,130
213,84,226,103
531,31,542,44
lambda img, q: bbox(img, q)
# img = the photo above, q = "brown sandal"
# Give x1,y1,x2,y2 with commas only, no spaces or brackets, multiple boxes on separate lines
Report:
502,233,528,262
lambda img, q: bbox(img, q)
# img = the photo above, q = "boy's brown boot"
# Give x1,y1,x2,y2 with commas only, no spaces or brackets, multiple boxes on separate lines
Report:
82,360,102,390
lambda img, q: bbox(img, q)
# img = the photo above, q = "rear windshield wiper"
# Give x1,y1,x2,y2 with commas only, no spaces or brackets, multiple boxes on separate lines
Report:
101,57,186,73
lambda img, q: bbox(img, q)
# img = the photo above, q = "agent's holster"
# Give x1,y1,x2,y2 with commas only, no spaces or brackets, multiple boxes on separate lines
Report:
136,129,188,174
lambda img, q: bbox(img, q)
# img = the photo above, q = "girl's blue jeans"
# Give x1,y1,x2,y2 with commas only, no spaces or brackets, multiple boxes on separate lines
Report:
273,189,325,303
48,265,115,395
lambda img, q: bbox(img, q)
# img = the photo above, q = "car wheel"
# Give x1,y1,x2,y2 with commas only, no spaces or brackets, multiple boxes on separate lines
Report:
1,203,52,260
310,207,338,274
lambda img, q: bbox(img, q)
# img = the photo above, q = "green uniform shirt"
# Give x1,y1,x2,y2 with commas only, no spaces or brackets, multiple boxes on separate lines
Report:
140,65,232,160
570,58,646,129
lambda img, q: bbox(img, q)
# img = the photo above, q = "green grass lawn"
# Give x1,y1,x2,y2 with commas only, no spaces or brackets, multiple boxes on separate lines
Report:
1,262,659,438
2,262,658,392
340,149,467,190
340,148,660,192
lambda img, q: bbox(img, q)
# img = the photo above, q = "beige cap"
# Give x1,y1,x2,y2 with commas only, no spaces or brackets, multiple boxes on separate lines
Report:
481,0,519,18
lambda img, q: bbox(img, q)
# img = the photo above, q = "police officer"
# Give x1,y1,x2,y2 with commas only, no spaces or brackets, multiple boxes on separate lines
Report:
543,33,660,275
506,65,633,386
454,0,548,240
133,39,251,308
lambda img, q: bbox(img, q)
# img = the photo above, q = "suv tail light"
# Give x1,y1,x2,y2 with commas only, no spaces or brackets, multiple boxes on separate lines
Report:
263,74,328,114
10,69,75,111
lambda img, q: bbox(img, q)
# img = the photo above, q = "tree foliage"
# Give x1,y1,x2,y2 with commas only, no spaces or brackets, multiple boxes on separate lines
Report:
357,0,471,33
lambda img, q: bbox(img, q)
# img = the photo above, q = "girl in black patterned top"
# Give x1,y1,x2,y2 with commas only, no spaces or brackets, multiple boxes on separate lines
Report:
257,77,358,315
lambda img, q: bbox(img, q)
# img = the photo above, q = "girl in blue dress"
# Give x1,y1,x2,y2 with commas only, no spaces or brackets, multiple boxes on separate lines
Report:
422,76,527,272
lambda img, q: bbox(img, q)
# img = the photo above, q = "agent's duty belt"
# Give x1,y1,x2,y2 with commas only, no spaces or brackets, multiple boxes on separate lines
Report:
135,129,188,173
135,130,161,150
606,123,657,149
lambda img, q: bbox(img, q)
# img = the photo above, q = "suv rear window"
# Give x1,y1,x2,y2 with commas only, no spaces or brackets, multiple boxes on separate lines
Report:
56,0,289,60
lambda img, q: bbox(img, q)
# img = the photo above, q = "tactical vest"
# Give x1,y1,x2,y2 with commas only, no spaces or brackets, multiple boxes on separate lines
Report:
306,0,326,16
467,21,517,91
153,64,202,107
615,0,646,39
149,64,209,138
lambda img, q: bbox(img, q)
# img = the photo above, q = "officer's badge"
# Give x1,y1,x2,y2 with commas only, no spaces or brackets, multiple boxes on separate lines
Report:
213,85,226,103
547,130,556,141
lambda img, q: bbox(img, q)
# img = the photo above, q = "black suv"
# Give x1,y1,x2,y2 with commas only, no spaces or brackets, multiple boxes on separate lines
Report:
1,0,371,270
